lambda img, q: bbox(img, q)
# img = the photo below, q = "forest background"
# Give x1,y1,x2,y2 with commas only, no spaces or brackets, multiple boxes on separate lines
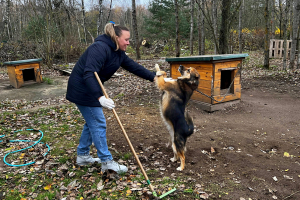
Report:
0,0,299,70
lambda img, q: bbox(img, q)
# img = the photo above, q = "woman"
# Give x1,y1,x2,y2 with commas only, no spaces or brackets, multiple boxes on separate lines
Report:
66,22,155,173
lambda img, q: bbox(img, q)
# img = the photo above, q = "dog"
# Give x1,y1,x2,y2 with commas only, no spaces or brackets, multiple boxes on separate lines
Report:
155,64,200,171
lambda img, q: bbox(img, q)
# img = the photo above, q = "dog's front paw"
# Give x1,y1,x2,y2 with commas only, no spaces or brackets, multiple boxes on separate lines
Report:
170,157,177,162
176,166,183,171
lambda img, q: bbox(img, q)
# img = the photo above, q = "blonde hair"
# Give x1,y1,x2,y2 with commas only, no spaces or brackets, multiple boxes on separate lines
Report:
104,22,129,51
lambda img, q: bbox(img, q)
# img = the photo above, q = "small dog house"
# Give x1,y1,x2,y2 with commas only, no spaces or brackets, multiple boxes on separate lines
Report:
165,54,249,112
4,58,43,88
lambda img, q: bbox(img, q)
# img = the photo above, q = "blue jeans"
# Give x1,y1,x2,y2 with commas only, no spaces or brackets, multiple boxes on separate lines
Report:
76,104,113,162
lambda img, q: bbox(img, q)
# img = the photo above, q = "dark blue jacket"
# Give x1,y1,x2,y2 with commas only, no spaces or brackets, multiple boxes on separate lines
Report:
66,34,155,107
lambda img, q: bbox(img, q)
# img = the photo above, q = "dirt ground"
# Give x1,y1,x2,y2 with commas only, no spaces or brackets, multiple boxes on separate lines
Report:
1,59,300,200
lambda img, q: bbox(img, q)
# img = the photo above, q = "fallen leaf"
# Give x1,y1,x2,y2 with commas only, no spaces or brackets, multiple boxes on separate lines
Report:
97,180,104,191
283,152,290,157
211,147,215,153
44,184,51,190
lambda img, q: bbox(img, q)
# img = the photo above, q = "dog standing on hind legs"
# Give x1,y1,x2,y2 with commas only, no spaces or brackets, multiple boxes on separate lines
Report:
155,64,200,171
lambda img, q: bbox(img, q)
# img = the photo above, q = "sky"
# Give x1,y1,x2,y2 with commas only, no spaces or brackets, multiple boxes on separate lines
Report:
84,0,151,10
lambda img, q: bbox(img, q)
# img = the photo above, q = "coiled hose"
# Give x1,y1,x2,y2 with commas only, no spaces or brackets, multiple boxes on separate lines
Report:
0,129,50,167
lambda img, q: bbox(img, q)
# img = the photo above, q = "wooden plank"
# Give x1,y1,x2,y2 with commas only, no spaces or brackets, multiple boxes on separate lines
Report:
191,88,212,104
15,68,24,88
212,91,241,104
199,79,212,89
214,61,241,72
166,54,249,62
171,66,212,81
34,67,42,83
191,92,212,104
15,63,39,70
7,66,18,88
213,83,241,96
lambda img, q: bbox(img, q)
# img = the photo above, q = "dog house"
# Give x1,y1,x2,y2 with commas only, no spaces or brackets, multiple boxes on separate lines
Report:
165,54,249,112
4,58,43,88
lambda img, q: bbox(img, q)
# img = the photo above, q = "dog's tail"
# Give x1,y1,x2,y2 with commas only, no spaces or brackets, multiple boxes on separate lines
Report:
184,111,194,137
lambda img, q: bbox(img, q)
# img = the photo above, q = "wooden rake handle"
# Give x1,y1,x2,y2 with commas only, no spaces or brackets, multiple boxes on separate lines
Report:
94,72,155,192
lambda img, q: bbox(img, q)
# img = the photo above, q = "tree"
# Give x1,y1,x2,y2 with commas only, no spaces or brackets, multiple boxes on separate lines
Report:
282,0,290,70
290,0,300,69
200,0,205,55
132,0,141,59
175,0,180,57
219,0,231,54
3,0,11,41
263,0,270,69
238,0,244,53
212,0,218,54
196,0,205,55
97,0,104,35
81,0,87,44
189,0,194,55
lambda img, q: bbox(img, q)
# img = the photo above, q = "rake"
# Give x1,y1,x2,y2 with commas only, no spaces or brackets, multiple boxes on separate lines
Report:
94,72,176,199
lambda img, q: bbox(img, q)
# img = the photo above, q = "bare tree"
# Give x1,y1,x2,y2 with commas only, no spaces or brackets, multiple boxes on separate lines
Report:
106,0,113,24
81,0,87,44
132,0,141,59
263,0,270,69
279,0,283,38
290,0,300,69
219,0,231,54
175,0,180,57
270,0,276,39
238,0,244,53
189,0,194,55
3,0,11,40
197,4,201,55
283,0,290,70
212,0,217,54
97,0,103,35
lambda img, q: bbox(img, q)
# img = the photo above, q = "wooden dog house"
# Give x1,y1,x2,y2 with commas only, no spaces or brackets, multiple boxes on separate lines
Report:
165,54,249,112
4,58,43,88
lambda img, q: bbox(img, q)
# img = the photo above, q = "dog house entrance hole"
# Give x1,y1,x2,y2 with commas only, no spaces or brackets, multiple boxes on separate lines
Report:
22,68,36,81
220,69,234,95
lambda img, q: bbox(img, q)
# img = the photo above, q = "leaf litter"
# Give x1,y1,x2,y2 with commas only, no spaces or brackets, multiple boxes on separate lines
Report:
1,53,300,199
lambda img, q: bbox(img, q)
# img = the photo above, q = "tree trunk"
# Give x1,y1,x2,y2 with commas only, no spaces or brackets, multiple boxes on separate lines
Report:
190,0,194,55
279,0,283,38
297,27,300,69
219,0,231,54
4,0,11,41
271,0,276,39
263,0,270,69
175,0,180,57
132,0,141,59
81,0,87,44
197,5,201,55
97,0,103,35
212,0,218,54
200,0,205,55
283,0,290,70
106,0,113,24
238,0,244,53
290,0,300,69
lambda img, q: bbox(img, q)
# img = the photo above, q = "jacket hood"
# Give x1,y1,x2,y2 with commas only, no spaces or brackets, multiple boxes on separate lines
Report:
95,34,117,50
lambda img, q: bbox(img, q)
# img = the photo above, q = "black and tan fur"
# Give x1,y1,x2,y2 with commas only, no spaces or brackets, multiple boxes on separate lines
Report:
155,64,200,171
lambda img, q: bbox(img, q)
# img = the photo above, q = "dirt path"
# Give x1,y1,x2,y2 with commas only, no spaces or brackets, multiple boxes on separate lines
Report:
1,66,299,199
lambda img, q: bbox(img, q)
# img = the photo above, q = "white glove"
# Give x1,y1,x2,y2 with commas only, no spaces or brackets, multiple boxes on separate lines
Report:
99,96,115,110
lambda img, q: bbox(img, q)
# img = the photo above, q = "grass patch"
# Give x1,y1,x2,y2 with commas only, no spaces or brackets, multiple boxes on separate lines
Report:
43,77,54,84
